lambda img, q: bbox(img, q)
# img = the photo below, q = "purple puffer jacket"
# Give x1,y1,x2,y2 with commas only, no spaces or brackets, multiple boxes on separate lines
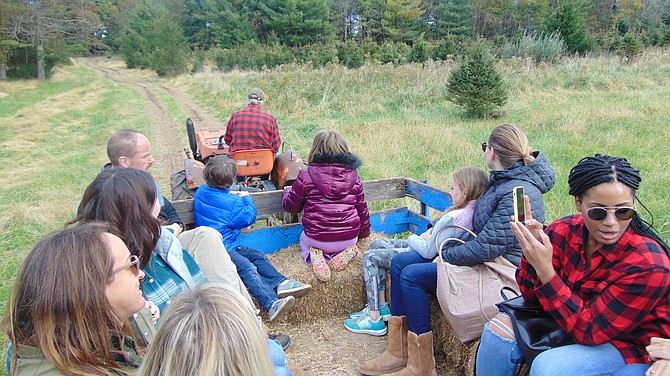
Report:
282,153,371,242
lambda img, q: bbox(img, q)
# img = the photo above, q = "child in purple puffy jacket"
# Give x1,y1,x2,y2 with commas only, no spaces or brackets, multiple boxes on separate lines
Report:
282,130,371,283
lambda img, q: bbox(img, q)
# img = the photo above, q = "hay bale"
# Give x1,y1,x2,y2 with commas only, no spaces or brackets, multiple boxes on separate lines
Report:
265,235,383,326
429,297,479,376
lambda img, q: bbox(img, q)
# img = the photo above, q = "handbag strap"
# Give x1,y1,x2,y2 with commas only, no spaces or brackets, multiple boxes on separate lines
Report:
500,286,520,301
435,224,477,263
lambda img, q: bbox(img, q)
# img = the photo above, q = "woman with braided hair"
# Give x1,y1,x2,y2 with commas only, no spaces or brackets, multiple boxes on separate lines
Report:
476,154,670,376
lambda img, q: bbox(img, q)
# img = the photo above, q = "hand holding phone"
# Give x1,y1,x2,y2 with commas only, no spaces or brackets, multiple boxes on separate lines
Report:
513,186,525,223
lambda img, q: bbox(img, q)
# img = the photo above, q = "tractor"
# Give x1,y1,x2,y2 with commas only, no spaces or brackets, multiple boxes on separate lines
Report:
170,118,306,208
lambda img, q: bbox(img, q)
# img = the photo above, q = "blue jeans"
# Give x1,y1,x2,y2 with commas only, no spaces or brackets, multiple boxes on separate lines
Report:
476,322,650,376
390,250,436,334
229,246,287,311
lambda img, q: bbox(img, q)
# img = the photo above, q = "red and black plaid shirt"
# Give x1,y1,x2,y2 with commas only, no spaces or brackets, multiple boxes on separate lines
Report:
518,215,670,364
224,104,281,153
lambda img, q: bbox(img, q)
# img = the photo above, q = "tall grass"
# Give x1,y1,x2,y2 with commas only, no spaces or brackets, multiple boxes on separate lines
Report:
0,60,160,373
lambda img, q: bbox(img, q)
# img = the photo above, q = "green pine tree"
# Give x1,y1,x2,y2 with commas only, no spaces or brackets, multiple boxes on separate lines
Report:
446,41,508,118
544,0,592,53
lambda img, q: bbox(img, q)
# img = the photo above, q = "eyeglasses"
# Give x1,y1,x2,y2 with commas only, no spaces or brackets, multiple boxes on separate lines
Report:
112,255,141,276
481,142,488,152
587,207,636,221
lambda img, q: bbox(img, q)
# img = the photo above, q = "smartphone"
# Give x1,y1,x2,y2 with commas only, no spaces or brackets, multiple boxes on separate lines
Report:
513,186,525,223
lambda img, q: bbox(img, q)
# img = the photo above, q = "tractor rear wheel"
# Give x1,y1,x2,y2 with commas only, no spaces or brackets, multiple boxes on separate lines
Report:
170,170,196,201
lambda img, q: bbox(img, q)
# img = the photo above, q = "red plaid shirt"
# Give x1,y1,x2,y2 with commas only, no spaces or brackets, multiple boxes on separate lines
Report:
518,215,670,364
224,104,281,153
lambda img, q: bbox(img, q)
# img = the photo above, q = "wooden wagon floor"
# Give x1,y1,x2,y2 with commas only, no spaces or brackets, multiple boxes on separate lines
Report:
279,317,452,376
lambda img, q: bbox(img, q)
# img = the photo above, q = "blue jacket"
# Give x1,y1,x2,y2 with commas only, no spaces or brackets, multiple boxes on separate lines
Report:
142,228,208,317
442,152,555,266
193,184,257,251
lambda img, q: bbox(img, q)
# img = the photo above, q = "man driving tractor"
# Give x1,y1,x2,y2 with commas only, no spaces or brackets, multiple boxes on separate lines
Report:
224,88,281,154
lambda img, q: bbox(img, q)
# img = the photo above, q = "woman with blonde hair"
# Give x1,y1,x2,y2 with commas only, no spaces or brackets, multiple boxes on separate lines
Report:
138,285,283,376
2,223,150,375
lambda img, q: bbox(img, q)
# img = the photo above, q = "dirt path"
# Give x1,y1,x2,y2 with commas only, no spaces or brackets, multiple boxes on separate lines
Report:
82,57,222,191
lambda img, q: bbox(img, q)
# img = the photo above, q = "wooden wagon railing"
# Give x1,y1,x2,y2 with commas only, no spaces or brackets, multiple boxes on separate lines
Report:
172,177,453,254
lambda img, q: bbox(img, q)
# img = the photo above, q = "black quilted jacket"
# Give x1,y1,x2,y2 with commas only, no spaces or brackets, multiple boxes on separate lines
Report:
442,151,555,266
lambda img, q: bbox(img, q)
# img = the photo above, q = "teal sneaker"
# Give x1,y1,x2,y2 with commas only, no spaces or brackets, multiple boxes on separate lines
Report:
344,314,387,336
268,296,295,321
349,303,392,321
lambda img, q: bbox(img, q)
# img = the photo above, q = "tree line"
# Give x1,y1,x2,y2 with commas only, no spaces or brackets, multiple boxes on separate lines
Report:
1,0,669,79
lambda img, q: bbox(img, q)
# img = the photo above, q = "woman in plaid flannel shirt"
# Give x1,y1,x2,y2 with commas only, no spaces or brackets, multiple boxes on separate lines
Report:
477,154,670,376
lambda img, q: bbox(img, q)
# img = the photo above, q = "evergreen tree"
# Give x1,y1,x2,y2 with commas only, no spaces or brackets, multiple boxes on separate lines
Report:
261,0,332,46
187,0,257,49
150,13,190,76
544,0,591,53
360,0,424,42
446,40,507,118
421,0,472,40
119,0,189,75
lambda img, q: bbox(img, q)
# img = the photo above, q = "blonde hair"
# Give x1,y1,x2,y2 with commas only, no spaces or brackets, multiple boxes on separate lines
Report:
137,285,275,376
487,124,535,168
308,130,350,163
446,167,489,213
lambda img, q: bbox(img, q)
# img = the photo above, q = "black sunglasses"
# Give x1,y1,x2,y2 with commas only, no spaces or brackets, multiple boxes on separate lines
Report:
587,207,636,221
481,142,488,152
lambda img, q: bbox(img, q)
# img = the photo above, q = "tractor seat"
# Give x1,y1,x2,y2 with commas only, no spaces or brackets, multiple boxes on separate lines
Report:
231,149,274,177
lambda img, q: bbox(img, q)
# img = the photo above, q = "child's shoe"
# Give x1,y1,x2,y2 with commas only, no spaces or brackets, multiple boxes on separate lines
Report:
268,296,295,321
269,333,291,351
276,279,312,298
350,303,392,321
330,244,359,271
344,311,387,336
309,247,331,282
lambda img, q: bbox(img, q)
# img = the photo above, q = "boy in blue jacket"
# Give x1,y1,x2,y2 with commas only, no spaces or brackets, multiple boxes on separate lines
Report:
193,155,311,321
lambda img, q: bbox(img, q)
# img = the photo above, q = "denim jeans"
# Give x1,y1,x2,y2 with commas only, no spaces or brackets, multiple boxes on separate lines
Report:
229,246,287,311
476,322,524,376
389,250,436,334
531,343,649,376
476,322,650,376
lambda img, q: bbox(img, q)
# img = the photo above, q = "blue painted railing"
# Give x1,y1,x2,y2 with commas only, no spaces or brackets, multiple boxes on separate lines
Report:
237,178,453,254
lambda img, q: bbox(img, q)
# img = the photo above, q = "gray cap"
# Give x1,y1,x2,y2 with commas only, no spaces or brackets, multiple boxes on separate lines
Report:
247,88,265,101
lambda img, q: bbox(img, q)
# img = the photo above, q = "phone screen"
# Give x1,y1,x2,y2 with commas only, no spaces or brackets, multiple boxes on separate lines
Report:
513,186,525,223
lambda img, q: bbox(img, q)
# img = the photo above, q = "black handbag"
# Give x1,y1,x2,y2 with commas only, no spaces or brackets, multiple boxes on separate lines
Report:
496,287,575,366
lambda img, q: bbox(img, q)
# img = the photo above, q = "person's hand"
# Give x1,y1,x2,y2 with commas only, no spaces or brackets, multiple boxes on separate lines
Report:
231,190,250,197
166,223,182,237
648,338,670,361
145,300,160,324
647,359,670,376
510,195,555,284
420,228,432,240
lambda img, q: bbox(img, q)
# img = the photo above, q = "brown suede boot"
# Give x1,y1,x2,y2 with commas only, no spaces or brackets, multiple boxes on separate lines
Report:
385,331,437,376
358,316,409,375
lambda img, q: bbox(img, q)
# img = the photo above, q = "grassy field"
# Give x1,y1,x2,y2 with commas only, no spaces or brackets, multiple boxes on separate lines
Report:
0,48,669,373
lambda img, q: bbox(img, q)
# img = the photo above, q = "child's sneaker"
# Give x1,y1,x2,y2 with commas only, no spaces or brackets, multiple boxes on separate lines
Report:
330,244,359,271
276,279,312,298
268,296,295,321
349,303,392,321
344,314,387,336
309,247,331,282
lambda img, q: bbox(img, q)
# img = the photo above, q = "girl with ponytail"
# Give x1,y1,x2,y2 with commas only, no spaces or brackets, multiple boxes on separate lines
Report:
477,154,670,376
